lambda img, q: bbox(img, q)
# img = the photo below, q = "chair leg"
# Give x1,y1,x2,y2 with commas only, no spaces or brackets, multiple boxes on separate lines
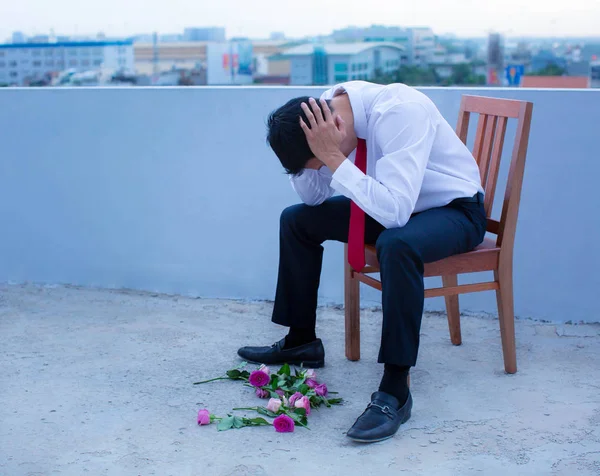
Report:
495,265,517,374
442,275,462,345
344,246,360,361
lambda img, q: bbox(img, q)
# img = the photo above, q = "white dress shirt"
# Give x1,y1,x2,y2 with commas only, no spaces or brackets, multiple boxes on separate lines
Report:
290,81,484,229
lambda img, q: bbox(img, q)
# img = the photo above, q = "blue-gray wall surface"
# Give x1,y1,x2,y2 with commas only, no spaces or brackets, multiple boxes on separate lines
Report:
1,87,599,323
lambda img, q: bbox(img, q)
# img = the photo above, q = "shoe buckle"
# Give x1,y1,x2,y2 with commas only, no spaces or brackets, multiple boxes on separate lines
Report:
367,403,394,419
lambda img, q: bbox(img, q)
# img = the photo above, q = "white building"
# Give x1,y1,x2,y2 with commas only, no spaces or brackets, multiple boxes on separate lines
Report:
409,27,436,64
279,42,405,86
183,27,226,42
330,25,435,65
0,40,134,86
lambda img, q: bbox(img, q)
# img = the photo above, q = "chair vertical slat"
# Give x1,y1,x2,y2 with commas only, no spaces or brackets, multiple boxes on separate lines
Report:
472,115,488,178
479,115,498,187
497,102,534,249
484,116,508,216
456,108,470,145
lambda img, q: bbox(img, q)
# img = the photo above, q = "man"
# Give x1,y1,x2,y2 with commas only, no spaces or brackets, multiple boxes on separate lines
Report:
238,81,486,443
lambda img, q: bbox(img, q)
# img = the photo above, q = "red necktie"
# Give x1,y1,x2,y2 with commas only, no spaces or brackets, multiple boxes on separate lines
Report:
348,138,367,271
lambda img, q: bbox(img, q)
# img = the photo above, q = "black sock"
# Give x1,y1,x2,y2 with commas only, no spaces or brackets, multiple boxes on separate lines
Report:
284,327,317,349
378,364,410,406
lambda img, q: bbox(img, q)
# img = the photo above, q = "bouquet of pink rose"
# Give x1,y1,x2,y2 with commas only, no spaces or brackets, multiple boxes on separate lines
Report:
194,362,342,433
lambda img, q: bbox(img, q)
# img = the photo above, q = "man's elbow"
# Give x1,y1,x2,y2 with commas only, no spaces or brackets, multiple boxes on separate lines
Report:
383,200,414,229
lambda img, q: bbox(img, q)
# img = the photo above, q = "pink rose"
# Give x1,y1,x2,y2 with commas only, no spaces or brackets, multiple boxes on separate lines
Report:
266,398,282,413
259,364,271,375
273,414,295,433
289,391,303,407
315,383,328,396
294,396,311,416
197,409,211,426
248,370,270,387
305,369,316,379
255,388,269,399
305,378,318,389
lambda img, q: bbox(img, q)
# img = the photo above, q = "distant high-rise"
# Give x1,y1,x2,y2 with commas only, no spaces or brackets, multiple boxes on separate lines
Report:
183,27,226,42
12,31,26,43
487,33,505,85
270,32,286,41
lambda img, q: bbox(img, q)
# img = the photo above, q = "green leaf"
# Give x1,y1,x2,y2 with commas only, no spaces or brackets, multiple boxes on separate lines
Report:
328,398,343,405
226,369,241,379
293,407,306,417
298,384,309,395
232,416,245,429
309,395,322,406
288,412,309,428
279,363,291,377
225,369,250,380
246,417,270,426
217,416,235,431
257,407,278,418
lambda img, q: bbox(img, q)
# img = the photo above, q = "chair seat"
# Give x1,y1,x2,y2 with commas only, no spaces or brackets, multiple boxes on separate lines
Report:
364,237,500,278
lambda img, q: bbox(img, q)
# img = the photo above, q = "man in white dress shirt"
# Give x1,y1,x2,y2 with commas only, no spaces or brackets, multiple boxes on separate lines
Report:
238,81,486,442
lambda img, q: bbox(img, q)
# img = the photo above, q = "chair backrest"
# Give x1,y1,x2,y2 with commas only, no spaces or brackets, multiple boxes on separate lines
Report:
456,95,533,251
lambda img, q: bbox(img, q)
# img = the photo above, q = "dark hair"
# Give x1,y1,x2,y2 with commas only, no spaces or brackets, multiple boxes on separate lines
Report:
267,96,333,175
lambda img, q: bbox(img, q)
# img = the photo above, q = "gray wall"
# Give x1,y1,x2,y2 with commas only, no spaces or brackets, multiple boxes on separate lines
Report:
1,86,599,323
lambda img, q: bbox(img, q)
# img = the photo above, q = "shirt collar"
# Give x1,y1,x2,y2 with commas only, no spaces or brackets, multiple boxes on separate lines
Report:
332,83,368,140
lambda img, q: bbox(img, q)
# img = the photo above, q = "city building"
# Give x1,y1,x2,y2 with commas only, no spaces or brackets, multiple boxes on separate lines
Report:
487,33,505,85
408,27,436,65
206,41,253,85
278,42,405,85
133,40,287,78
329,25,434,65
183,27,226,42
591,60,600,88
0,40,134,86
11,31,26,43
521,76,589,88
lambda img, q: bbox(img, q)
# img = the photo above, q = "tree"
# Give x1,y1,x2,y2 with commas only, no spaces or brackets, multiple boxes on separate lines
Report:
528,64,566,76
373,66,439,86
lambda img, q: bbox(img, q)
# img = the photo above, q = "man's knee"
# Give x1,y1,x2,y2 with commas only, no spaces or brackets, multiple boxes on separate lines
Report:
375,229,420,263
280,203,312,232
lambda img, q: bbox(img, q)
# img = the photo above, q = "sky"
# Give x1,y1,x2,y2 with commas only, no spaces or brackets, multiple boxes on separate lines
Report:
2,0,599,40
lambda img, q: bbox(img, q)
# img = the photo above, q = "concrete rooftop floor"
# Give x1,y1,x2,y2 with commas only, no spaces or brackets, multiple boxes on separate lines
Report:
1,284,600,476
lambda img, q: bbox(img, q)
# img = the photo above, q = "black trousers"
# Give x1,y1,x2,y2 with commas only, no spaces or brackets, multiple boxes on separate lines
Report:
272,194,487,367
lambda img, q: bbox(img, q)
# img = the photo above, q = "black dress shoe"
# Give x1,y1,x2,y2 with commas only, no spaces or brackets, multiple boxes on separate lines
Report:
346,391,412,443
237,338,325,368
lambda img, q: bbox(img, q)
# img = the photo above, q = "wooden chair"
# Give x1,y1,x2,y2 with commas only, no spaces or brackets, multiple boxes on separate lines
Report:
344,95,534,374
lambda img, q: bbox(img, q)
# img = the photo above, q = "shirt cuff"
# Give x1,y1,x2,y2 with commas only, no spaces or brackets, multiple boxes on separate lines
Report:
330,159,365,194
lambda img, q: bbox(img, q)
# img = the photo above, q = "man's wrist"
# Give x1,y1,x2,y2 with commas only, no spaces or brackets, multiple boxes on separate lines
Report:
321,151,347,173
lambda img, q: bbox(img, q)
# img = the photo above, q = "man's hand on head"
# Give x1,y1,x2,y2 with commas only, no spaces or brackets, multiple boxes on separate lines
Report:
300,98,347,173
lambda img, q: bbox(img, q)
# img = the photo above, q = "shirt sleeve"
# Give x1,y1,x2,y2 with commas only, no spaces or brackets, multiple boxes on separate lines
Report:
330,102,437,228
289,167,335,206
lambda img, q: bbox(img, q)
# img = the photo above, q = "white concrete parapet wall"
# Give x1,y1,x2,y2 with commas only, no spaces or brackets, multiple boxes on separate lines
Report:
1,86,599,323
